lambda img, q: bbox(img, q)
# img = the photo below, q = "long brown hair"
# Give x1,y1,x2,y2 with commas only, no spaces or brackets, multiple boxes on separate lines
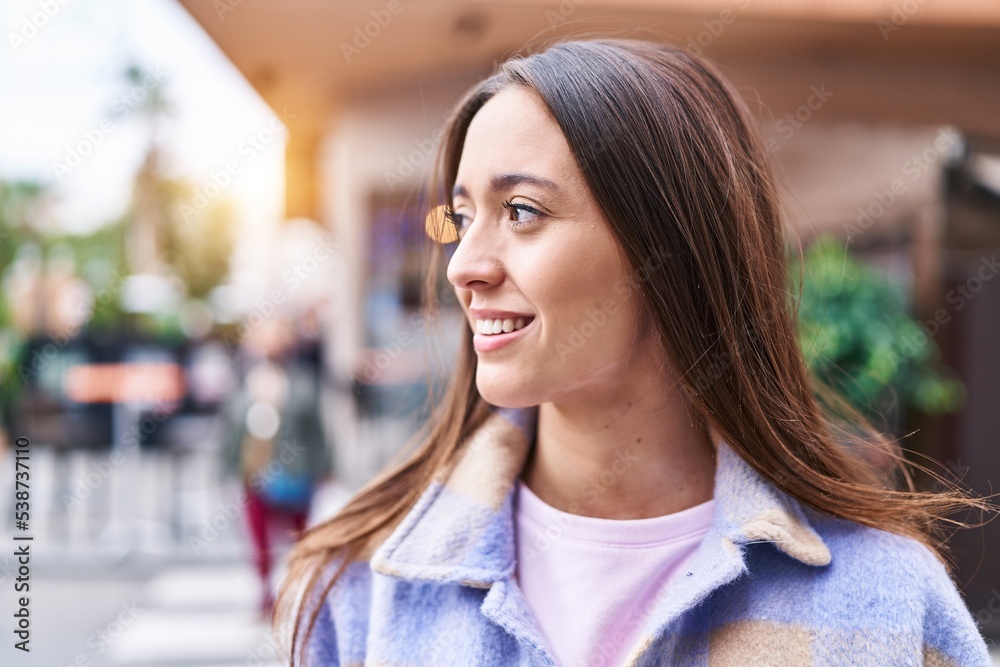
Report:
276,37,989,663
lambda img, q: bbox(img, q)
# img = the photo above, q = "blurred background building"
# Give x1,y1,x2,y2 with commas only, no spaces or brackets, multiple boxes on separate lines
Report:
1,0,999,665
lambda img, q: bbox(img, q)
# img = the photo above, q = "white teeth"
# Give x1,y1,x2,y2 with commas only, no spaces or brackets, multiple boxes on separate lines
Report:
476,317,531,336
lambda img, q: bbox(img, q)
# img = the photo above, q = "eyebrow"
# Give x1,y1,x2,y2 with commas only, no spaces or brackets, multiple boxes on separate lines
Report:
452,172,560,200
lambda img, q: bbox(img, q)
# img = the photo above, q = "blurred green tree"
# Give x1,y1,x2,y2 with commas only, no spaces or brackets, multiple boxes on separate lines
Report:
0,180,48,435
0,180,47,325
122,61,236,303
791,235,964,432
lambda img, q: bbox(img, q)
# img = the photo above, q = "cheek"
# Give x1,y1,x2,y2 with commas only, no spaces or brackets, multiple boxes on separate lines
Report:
537,247,637,352
519,245,595,319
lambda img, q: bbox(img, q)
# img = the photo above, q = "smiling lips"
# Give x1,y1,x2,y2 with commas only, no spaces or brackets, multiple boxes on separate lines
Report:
470,314,535,352
476,317,531,335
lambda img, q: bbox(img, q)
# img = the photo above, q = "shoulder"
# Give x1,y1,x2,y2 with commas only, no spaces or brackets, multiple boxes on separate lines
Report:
807,508,940,574
802,509,992,665
736,506,949,604
806,508,952,590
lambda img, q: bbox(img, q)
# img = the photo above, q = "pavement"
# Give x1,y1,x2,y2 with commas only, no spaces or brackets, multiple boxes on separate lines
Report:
0,438,356,667
2,557,282,667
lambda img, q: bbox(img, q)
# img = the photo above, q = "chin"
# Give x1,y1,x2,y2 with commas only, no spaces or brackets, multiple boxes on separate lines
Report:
476,375,539,409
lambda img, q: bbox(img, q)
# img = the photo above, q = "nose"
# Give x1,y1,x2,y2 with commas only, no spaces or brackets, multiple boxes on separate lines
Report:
446,217,504,291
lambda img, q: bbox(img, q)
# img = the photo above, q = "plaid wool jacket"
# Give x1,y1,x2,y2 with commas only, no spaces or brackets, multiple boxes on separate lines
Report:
304,405,992,666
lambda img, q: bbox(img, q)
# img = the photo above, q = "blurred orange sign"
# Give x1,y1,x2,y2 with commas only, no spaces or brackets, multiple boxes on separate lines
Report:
63,363,186,404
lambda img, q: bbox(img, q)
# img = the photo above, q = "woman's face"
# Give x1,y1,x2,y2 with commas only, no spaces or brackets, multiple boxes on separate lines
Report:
446,86,660,408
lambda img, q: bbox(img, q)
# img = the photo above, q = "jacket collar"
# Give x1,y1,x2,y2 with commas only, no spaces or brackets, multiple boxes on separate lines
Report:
370,404,831,587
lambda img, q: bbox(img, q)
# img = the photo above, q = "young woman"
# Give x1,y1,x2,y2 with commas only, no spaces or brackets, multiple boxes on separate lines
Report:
276,38,992,666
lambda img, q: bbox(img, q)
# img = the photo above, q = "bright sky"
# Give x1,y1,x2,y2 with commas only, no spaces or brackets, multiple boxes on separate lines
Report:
0,0,283,247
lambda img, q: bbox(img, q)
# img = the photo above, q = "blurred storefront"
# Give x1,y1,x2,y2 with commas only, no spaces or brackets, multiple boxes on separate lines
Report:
175,0,1000,634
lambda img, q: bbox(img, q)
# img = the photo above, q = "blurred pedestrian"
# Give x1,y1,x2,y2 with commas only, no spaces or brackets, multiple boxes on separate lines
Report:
221,315,331,618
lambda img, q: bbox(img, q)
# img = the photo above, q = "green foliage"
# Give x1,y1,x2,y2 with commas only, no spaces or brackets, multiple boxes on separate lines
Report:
0,181,48,415
153,179,236,300
791,235,964,424
0,180,48,330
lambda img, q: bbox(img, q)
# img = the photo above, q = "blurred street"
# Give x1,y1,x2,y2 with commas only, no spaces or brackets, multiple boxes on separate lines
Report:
0,419,362,667
4,559,280,667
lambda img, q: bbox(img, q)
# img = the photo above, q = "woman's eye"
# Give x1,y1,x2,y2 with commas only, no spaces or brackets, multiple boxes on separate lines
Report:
445,209,469,232
444,200,542,237
502,200,542,227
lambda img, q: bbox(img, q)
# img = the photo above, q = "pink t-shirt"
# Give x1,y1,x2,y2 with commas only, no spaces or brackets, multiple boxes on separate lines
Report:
514,479,715,667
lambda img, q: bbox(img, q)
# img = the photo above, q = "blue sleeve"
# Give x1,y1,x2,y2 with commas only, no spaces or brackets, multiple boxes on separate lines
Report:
302,598,340,667
920,553,993,666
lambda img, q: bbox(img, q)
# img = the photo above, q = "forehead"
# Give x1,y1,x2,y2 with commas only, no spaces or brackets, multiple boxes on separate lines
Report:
455,86,579,188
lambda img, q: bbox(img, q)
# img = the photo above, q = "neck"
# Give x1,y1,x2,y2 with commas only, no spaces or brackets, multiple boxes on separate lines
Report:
520,370,716,520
